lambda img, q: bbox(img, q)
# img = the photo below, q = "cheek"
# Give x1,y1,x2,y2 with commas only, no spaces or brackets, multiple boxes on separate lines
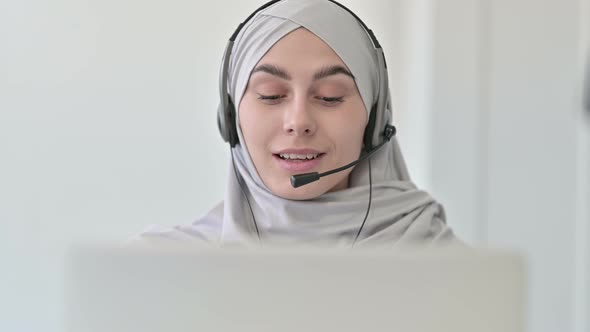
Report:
323,109,367,154
238,98,278,157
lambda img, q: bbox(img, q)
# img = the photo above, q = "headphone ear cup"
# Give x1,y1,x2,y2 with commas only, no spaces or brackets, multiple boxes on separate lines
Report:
218,97,239,147
217,102,229,143
226,99,238,147
363,103,378,152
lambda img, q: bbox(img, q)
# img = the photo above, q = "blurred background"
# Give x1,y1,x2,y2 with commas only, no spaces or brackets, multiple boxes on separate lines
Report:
0,0,588,331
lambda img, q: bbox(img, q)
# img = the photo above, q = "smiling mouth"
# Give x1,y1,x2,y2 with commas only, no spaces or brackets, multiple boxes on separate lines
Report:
274,153,326,161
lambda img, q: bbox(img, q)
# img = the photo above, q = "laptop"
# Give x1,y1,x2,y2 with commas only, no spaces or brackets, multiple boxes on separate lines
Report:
64,244,526,332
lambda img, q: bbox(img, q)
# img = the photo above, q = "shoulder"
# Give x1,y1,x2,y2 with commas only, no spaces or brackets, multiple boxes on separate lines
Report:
126,202,224,247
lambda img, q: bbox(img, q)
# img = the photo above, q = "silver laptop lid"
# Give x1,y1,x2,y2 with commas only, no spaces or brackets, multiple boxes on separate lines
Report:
65,245,526,332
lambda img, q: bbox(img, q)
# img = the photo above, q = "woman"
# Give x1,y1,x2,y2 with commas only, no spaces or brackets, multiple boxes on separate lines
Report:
140,0,457,247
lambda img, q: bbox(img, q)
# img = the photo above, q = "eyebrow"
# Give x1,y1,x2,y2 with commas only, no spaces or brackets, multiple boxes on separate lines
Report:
251,64,356,81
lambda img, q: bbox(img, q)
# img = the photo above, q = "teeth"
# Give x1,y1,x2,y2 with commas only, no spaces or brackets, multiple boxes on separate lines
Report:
279,153,319,160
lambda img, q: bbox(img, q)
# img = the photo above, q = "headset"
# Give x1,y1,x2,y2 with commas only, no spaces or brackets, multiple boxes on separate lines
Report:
216,0,397,246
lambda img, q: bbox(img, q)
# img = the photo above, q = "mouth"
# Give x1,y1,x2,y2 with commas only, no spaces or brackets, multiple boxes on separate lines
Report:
272,151,326,173
275,152,325,161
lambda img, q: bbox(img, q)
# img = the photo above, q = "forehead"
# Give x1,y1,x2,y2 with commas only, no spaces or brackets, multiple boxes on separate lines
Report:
256,27,349,71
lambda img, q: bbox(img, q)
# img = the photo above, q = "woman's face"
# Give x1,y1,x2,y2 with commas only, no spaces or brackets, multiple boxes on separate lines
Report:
239,28,367,200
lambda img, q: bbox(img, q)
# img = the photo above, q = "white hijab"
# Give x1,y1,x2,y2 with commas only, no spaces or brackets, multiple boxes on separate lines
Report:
141,0,456,247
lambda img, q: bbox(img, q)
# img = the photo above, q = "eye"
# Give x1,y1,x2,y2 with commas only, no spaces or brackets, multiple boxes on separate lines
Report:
257,94,285,105
317,96,345,105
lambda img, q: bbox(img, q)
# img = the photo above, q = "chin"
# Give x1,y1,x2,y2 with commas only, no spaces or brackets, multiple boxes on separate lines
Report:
277,187,327,200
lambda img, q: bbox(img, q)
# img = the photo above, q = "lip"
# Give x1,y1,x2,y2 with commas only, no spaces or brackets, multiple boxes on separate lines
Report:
272,148,326,173
274,148,323,155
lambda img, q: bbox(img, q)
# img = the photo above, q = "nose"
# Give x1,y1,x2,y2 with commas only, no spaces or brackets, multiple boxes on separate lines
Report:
282,98,317,136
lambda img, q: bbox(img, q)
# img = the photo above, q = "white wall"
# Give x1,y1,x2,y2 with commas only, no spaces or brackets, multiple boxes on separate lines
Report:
575,0,590,330
423,0,590,331
484,0,579,329
0,1,254,331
